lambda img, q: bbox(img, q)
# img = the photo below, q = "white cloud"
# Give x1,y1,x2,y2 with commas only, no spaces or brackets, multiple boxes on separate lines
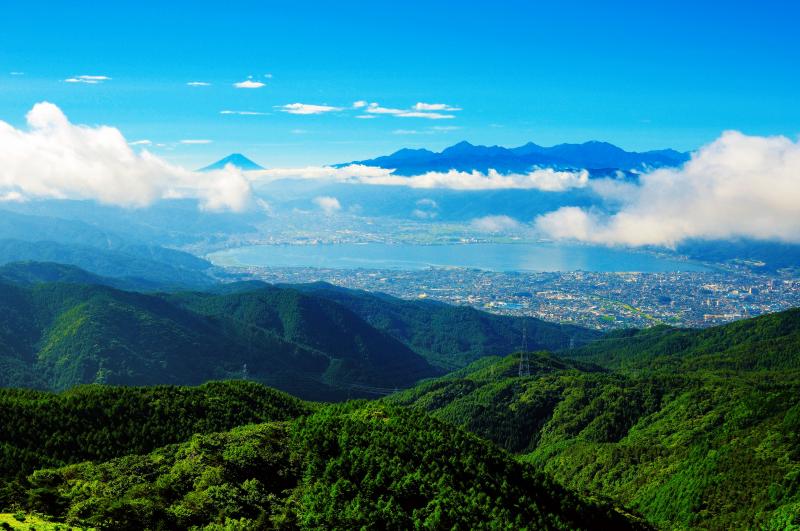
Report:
364,102,456,119
187,81,211,86
535,131,800,246
413,197,439,218
0,191,25,202
129,139,152,146
64,75,111,84
416,198,438,208
470,215,521,233
355,115,377,119
278,103,342,115
248,165,588,191
355,168,589,191
220,110,268,116
0,102,252,211
413,102,461,111
179,139,212,144
313,195,341,215
352,100,368,108
365,103,405,115
234,80,265,89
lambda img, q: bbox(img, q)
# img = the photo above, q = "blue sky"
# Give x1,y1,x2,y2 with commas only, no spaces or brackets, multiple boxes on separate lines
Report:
1,0,797,168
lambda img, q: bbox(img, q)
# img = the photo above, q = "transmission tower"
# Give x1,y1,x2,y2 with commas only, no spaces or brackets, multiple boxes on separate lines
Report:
518,319,530,377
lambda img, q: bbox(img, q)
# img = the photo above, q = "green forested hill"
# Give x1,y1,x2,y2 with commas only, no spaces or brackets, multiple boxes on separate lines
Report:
390,311,800,530
0,381,312,507
0,264,603,399
564,307,800,372
21,402,646,530
0,276,440,400
284,281,601,369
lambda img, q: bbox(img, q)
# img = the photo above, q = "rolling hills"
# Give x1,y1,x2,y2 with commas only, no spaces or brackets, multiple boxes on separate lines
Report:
0,264,592,399
390,310,800,529
0,275,439,400
17,400,646,530
280,281,601,369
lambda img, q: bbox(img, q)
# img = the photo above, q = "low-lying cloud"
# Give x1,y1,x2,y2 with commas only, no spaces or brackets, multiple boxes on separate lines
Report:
535,131,800,246
313,196,341,214
0,102,252,211
250,166,588,191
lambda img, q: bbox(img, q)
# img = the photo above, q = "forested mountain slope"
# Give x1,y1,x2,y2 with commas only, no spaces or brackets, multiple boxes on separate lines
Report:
563,307,800,372
0,277,439,400
284,281,601,369
21,402,647,530
391,311,800,529
0,381,312,507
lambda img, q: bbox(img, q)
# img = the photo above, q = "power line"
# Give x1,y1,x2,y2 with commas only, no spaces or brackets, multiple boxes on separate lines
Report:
518,319,530,377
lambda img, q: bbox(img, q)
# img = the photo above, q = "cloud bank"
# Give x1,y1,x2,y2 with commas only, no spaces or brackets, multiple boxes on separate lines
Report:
535,131,800,246
250,166,589,191
0,102,252,211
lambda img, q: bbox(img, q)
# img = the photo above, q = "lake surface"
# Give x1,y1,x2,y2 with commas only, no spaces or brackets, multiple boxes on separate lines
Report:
209,242,710,273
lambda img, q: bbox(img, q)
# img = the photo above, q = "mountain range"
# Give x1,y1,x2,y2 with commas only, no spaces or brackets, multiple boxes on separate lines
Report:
391,309,800,529
0,260,797,528
344,140,690,175
0,262,592,399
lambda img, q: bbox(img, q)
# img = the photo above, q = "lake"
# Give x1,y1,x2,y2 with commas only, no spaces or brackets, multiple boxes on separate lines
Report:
208,242,711,273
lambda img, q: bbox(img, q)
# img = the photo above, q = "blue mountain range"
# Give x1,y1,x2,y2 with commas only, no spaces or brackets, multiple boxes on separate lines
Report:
343,140,689,175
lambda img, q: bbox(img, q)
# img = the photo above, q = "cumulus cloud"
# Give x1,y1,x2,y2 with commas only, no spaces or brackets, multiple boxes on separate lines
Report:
248,165,588,191
0,102,252,211
187,81,210,86
471,215,521,233
64,75,110,84
278,103,342,115
313,195,341,215
352,100,368,108
535,131,800,246
234,80,265,89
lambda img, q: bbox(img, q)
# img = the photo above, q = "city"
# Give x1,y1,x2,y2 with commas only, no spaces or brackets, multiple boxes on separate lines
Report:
228,265,800,330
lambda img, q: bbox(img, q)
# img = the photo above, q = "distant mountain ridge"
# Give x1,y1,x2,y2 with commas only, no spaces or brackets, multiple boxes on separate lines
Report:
343,140,689,175
200,153,264,172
